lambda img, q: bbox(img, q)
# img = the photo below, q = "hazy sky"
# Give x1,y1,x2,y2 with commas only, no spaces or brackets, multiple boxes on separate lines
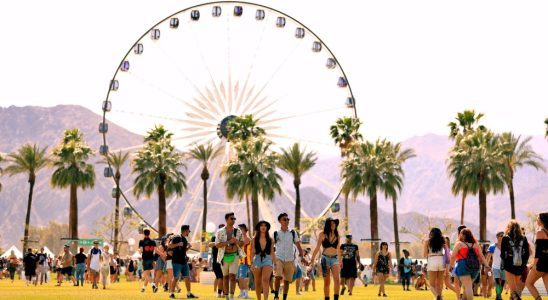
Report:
1,0,547,141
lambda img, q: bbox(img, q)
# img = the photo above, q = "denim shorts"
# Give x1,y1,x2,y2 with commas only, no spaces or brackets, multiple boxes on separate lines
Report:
237,264,250,279
155,258,166,271
493,268,506,280
293,266,303,280
321,254,339,277
253,255,273,268
173,263,190,279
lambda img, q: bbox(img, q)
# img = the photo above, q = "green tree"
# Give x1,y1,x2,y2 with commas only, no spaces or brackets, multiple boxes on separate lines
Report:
51,129,95,240
223,138,282,227
227,114,265,142
447,109,486,224
277,143,317,231
4,144,49,252
499,133,545,219
341,139,415,259
132,126,186,237
330,116,363,233
99,150,130,253
447,130,506,241
188,142,221,242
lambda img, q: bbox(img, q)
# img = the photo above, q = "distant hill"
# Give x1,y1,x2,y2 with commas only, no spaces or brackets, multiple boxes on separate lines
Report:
0,105,546,250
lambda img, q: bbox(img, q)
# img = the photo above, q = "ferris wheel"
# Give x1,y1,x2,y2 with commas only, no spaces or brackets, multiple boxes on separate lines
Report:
99,1,357,239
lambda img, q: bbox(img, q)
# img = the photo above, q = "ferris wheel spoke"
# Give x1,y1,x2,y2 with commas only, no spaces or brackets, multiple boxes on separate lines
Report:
280,187,310,219
268,133,334,147
110,109,195,124
124,71,188,108
308,171,340,191
260,106,346,125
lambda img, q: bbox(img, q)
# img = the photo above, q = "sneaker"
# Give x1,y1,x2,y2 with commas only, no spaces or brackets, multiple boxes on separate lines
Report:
341,287,346,295
349,291,353,296
187,293,198,298
141,287,145,292
169,293,176,299
152,285,158,293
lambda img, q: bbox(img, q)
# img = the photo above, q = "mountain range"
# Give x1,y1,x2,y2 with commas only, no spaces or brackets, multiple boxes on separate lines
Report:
0,105,546,251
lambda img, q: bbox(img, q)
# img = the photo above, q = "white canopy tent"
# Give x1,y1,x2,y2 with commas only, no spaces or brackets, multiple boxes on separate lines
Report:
42,246,55,258
1,245,23,259
131,250,141,259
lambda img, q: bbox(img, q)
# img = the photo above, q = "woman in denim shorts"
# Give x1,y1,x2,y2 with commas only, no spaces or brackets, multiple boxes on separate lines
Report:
311,217,341,300
251,220,276,300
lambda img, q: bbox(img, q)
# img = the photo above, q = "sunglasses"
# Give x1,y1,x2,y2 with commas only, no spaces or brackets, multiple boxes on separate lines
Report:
230,217,236,220
282,218,290,222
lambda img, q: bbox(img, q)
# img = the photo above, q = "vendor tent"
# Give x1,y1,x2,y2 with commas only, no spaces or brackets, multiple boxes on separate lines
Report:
1,245,23,259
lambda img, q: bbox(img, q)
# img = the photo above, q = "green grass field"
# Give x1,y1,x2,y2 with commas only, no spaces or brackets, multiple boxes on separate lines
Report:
0,278,538,300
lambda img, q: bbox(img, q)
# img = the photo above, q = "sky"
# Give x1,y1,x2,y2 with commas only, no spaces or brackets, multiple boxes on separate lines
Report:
1,0,547,142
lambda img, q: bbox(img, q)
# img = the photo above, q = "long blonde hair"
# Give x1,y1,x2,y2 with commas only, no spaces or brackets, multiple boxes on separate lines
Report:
505,220,523,243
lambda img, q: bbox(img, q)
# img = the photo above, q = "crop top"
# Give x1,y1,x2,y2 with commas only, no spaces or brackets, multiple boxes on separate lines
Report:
322,233,339,249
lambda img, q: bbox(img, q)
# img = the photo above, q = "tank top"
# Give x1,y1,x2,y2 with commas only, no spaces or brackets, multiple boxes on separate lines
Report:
455,243,477,261
322,234,338,249
255,237,272,259
535,229,548,272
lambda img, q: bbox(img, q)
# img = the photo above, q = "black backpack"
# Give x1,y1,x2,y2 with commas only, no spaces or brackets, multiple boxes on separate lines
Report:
274,230,296,243
464,244,480,272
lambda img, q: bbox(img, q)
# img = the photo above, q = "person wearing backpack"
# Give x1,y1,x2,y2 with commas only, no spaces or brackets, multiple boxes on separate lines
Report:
449,228,491,300
501,220,530,300
525,212,548,300
273,212,304,300
215,212,245,300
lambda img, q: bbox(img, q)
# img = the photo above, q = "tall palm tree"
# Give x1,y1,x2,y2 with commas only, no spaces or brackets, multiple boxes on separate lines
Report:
499,133,545,219
277,143,317,231
132,126,186,237
188,142,221,242
330,117,363,233
227,114,265,142
447,130,506,241
447,109,486,224
223,138,282,227
341,139,415,259
99,150,130,253
4,144,49,252
51,129,95,240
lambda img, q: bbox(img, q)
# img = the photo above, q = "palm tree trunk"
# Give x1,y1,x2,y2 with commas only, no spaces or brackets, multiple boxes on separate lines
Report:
69,184,78,239
479,186,487,242
370,191,379,259
344,194,349,233
508,177,516,219
392,198,401,262
202,179,208,242
252,189,259,229
460,193,466,225
22,177,35,253
294,182,301,231
113,182,120,254
246,194,251,235
158,182,166,237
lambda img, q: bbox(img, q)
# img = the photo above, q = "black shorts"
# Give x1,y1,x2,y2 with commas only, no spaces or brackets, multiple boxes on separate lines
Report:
340,264,358,279
25,268,36,277
143,259,154,271
110,266,116,275
213,262,223,279
61,267,73,276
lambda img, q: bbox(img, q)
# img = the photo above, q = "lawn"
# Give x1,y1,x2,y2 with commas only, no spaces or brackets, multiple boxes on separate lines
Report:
0,278,538,300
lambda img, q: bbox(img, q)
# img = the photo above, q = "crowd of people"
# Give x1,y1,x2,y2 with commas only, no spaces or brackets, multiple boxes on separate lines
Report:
0,211,547,300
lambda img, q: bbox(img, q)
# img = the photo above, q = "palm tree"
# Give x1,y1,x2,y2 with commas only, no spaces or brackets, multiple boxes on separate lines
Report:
51,129,95,240
341,139,415,259
277,143,317,231
188,142,221,242
330,117,363,157
499,133,545,219
223,138,282,227
4,144,49,252
330,117,363,233
227,114,265,142
132,126,186,237
447,130,506,241
447,109,486,224
99,150,130,253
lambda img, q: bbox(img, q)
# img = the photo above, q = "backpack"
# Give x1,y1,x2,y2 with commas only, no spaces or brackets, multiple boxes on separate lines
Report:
464,244,480,272
274,230,296,243
508,239,524,267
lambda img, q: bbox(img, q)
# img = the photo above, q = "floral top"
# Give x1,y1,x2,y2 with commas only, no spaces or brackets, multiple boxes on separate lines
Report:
215,226,245,264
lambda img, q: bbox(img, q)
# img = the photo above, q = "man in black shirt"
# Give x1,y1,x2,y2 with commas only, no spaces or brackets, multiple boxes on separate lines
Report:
74,248,87,287
168,225,197,299
138,229,157,293
23,248,37,286
36,247,48,285
209,224,225,298
340,235,362,296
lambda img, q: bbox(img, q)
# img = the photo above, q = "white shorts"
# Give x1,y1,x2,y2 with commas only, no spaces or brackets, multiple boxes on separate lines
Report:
427,256,445,272
166,260,173,270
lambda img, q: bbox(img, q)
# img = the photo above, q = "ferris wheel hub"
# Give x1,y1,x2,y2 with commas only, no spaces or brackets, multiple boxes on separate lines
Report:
216,115,237,139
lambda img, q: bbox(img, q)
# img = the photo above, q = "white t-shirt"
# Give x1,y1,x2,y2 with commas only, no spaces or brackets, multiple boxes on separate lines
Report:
488,244,502,269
